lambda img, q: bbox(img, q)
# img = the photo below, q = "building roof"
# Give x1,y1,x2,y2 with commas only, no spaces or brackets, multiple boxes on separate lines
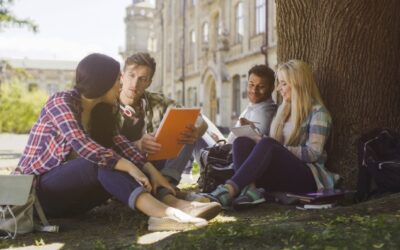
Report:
3,58,78,71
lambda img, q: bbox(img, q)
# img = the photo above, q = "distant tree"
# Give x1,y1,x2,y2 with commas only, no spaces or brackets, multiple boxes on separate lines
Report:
275,0,400,188
0,0,38,32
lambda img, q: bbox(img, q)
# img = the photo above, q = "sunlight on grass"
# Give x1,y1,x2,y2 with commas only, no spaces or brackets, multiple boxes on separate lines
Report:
11,242,64,249
137,231,179,245
212,215,237,223
136,214,237,245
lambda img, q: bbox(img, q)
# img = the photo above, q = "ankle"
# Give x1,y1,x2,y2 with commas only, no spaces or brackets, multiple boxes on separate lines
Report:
224,184,237,197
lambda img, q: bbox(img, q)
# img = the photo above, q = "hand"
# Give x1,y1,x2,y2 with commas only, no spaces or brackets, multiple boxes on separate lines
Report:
143,163,176,196
178,124,198,145
210,132,220,142
128,167,152,192
239,118,257,129
137,133,161,154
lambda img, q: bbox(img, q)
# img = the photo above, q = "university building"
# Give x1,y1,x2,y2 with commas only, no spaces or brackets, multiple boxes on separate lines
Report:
123,0,277,127
0,58,77,96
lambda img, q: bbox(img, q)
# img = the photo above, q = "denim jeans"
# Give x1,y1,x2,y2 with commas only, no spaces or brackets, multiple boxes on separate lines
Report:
36,158,146,217
157,143,196,185
227,137,317,194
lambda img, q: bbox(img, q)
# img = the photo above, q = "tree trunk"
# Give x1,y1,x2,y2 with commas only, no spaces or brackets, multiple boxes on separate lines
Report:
276,0,400,188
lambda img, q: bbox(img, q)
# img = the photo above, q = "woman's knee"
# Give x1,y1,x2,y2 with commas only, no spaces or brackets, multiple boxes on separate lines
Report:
258,137,280,147
233,136,255,149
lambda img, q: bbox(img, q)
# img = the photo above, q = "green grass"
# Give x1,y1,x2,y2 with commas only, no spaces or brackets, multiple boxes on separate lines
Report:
191,162,200,175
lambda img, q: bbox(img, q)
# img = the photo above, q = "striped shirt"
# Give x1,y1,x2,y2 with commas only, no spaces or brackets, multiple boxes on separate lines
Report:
286,104,340,190
16,90,145,175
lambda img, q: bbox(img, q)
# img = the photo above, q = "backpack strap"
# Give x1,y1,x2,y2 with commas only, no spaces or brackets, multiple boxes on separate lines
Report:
32,189,59,233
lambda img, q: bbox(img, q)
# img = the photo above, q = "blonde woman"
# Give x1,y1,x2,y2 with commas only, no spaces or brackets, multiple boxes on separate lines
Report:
206,60,339,210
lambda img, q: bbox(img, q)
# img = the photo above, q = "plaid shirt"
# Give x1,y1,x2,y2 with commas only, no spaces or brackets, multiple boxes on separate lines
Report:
16,90,145,175
120,91,180,140
142,91,180,132
286,104,340,190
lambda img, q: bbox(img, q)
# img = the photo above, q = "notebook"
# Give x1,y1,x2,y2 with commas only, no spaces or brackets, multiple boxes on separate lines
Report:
147,108,201,161
231,125,262,142
0,175,34,206
286,189,352,204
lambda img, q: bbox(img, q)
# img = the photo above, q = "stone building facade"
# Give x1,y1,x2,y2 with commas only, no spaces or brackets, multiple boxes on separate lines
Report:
123,0,277,127
0,58,77,96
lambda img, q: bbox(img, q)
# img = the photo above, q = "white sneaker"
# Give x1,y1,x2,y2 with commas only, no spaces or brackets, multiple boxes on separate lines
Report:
148,208,208,231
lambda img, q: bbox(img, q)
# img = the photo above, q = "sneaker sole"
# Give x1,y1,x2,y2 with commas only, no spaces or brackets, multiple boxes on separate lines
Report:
232,198,266,210
202,194,231,210
148,217,208,232
189,202,222,220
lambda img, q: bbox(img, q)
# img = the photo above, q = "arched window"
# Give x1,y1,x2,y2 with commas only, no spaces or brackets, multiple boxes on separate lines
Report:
235,2,244,43
256,0,266,34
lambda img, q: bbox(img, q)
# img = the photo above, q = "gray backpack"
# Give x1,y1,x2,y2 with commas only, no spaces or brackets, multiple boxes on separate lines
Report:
0,175,58,239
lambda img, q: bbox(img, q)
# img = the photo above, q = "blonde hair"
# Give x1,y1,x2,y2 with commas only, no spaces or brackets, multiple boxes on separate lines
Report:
270,60,325,145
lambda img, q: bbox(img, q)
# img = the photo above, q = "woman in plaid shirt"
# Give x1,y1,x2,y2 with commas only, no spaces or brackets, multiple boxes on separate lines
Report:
207,60,340,210
16,53,210,230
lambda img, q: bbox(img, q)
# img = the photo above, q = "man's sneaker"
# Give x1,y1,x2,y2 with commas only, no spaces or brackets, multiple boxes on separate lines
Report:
148,208,208,231
203,184,232,209
232,185,266,210
182,201,221,220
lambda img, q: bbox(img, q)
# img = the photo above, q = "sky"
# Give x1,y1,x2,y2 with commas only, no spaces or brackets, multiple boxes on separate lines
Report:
0,0,134,63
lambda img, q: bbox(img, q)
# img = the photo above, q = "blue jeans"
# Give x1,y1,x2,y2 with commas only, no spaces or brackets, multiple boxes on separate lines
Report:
227,137,317,194
157,143,195,185
36,158,146,217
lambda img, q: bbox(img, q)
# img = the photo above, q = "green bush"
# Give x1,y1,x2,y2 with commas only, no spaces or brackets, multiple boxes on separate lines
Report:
0,80,48,133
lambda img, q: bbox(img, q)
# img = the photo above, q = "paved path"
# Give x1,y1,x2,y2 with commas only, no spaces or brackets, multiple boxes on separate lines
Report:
0,133,28,173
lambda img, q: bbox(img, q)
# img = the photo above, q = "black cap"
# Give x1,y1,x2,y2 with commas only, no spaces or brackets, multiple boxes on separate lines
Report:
75,53,120,99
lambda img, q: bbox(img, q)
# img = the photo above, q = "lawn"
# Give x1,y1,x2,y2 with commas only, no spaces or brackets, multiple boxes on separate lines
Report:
2,184,400,250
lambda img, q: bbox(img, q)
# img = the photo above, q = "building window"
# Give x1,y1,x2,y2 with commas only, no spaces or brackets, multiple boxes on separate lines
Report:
175,39,182,69
189,30,196,63
28,83,38,92
176,90,182,105
147,37,157,52
202,22,209,43
256,0,266,34
215,13,222,36
168,2,172,23
167,43,172,72
187,87,197,107
235,2,244,43
232,75,241,117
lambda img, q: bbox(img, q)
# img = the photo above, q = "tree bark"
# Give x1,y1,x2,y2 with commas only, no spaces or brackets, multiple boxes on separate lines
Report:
276,0,400,188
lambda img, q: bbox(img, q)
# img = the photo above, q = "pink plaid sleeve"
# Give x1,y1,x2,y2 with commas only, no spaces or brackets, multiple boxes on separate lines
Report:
113,135,145,168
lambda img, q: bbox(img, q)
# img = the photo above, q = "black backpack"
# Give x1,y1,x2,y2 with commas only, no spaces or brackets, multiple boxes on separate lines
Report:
355,128,400,202
197,140,234,193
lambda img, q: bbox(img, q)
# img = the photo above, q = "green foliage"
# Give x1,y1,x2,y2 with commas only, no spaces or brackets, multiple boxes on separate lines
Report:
192,161,200,175
0,0,38,32
0,80,48,133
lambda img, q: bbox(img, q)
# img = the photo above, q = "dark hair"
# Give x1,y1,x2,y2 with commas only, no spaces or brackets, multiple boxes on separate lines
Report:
75,53,120,99
74,53,120,148
90,103,118,148
124,52,156,79
248,64,275,87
